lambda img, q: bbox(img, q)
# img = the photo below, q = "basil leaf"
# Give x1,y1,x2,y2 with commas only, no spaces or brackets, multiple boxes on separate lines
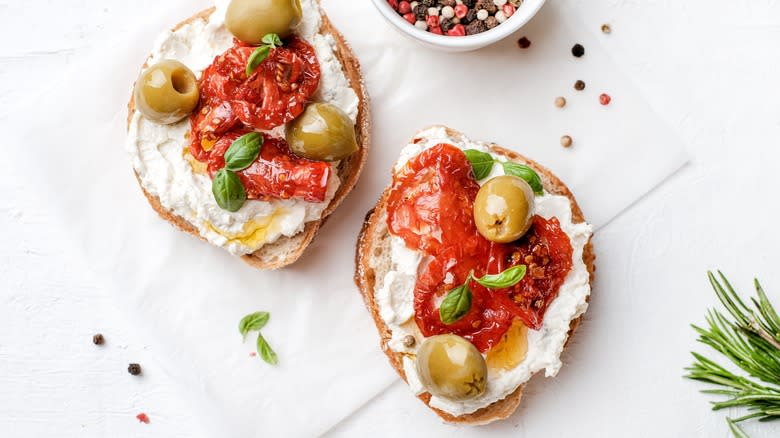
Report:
440,283,473,325
257,333,278,365
239,311,270,340
502,162,544,195
476,265,527,289
262,33,283,48
463,149,495,180
224,132,263,171
212,169,247,212
246,45,271,77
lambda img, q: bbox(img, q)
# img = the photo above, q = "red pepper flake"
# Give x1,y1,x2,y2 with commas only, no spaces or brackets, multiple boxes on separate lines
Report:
599,93,612,105
136,413,150,424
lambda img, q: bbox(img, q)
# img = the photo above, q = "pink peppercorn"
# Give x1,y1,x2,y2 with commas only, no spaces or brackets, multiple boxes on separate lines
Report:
426,15,440,29
430,25,443,35
388,0,399,9
502,4,515,16
600,93,612,105
398,1,411,14
447,24,466,36
454,4,469,19
403,12,416,24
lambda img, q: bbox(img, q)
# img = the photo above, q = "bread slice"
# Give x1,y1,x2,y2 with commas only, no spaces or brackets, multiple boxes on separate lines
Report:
355,126,595,425
127,5,370,270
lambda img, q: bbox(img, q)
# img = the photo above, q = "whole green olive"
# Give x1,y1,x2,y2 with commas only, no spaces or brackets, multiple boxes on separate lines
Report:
285,103,358,161
226,0,302,44
134,60,199,125
415,335,487,400
473,175,535,243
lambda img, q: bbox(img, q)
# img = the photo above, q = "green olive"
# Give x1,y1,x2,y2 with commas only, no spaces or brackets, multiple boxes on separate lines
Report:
134,60,199,125
226,0,302,43
285,103,358,161
473,175,535,243
415,335,487,400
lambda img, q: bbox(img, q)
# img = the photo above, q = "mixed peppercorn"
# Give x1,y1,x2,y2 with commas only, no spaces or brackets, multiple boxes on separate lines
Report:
387,0,524,36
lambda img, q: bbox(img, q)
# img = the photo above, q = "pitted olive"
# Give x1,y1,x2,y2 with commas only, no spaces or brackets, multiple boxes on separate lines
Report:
415,334,487,400
134,60,199,124
473,175,535,243
285,102,358,161
226,0,302,43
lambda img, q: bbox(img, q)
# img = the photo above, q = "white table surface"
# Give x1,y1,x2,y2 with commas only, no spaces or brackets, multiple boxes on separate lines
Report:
2,1,780,437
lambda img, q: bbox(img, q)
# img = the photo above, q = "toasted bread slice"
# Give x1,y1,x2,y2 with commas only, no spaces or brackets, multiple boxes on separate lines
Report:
127,5,370,270
355,126,595,425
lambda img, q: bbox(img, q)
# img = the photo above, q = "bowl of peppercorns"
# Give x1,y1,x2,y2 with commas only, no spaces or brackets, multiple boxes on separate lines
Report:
373,0,545,51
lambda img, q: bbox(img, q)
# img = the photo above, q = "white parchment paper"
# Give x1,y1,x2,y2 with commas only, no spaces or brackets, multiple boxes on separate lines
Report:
5,0,687,436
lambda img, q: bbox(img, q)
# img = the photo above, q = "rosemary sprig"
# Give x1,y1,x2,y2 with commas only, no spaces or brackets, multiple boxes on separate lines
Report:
685,271,780,437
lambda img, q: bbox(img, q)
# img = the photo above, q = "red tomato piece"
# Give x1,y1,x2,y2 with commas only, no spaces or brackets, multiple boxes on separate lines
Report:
206,131,331,203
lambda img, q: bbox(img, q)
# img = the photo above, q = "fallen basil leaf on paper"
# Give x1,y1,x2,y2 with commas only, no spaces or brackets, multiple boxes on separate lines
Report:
239,311,270,340
257,334,278,365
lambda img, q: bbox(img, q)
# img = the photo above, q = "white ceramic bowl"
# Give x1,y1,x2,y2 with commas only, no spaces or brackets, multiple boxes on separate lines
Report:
370,0,547,52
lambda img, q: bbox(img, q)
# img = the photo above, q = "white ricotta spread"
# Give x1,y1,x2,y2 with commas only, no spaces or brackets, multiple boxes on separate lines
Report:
374,127,594,417
126,0,360,255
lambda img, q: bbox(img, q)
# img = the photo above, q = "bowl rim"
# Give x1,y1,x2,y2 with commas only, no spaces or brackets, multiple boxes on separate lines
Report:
370,0,547,49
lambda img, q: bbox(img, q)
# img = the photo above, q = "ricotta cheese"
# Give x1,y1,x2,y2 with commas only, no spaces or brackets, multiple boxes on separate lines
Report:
126,0,360,255
375,127,594,416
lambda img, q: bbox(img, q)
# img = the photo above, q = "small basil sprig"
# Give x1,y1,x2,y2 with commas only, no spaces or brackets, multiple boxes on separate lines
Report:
239,311,278,366
246,33,284,77
439,266,528,325
474,265,527,289
212,169,247,212
440,275,474,325
212,133,263,212
224,132,263,171
462,149,544,195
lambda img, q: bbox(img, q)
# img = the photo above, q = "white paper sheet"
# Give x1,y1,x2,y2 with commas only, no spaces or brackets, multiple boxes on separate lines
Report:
5,0,687,436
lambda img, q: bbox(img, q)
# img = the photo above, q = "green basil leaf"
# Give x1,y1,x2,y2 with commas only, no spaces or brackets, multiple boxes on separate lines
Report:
239,311,270,340
246,45,271,77
224,132,263,171
475,265,527,289
440,282,473,325
463,149,495,180
257,333,278,365
262,33,283,48
212,169,247,212
502,162,544,195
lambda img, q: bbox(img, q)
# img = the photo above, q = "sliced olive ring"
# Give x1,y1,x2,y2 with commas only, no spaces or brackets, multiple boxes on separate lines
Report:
134,60,199,125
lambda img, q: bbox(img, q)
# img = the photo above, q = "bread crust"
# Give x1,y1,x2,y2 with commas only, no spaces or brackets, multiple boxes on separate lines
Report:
127,5,370,269
354,126,596,425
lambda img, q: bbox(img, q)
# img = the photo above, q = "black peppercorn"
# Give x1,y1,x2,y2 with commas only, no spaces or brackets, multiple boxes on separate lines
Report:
128,363,142,376
421,0,436,7
462,0,476,7
92,334,105,345
571,43,585,57
466,20,487,35
517,36,531,49
440,17,455,32
413,4,427,21
464,8,478,24
574,80,586,91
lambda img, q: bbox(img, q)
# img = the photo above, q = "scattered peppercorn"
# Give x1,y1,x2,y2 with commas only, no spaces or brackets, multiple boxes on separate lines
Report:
601,24,612,34
574,80,586,91
517,36,532,49
128,363,142,376
136,413,150,424
92,334,105,345
560,135,573,148
571,43,585,57
402,335,416,348
554,96,567,108
600,93,612,105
